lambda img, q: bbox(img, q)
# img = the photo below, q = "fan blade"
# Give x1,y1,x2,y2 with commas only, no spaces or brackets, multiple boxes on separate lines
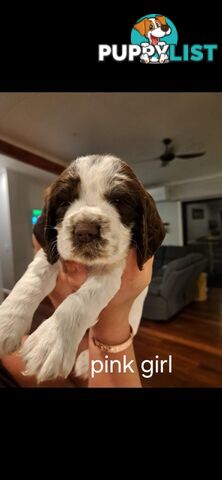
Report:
176,152,206,159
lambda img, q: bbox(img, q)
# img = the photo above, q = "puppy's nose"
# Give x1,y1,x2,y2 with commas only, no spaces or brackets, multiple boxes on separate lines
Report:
74,222,100,243
161,24,169,32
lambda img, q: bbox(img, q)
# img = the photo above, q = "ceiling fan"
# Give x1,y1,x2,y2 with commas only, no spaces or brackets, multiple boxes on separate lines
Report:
135,138,206,167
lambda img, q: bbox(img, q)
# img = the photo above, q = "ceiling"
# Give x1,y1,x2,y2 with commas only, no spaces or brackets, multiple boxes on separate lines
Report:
0,92,221,187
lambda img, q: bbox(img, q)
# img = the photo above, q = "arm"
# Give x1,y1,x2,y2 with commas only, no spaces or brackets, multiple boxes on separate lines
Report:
2,246,153,387
21,261,126,383
0,248,59,356
21,249,152,384
1,235,88,387
2,229,152,386
88,250,153,387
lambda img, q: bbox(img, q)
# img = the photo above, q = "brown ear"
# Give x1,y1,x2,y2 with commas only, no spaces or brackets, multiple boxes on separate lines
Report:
32,183,59,264
134,191,166,270
134,19,146,36
155,15,167,26
33,168,80,264
42,184,60,264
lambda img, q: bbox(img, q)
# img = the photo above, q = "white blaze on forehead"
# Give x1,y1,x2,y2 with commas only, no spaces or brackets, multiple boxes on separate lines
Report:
69,155,126,202
146,18,157,29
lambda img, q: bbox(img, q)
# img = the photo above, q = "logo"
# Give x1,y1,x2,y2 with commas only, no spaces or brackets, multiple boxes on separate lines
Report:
131,14,177,64
98,13,218,63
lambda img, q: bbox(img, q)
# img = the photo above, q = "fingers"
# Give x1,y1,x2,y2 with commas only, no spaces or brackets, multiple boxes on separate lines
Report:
62,261,87,276
121,250,154,298
32,234,42,254
121,249,152,297
142,256,154,285
62,261,88,292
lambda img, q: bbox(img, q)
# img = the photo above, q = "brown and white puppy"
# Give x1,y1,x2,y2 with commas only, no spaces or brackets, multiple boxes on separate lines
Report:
0,155,165,382
134,15,171,63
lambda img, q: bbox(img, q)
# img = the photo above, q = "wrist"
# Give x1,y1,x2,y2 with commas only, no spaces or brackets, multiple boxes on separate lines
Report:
91,321,131,345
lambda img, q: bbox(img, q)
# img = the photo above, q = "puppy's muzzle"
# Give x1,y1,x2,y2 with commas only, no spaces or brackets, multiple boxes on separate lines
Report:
73,222,100,244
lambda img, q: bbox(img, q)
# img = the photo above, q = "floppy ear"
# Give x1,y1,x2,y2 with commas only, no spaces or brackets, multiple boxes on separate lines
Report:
33,168,79,264
32,205,50,251
134,19,146,36
33,184,59,264
43,184,60,264
134,191,166,270
155,15,167,26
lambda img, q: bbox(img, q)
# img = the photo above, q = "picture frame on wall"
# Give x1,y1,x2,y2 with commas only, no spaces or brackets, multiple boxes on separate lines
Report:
192,208,204,219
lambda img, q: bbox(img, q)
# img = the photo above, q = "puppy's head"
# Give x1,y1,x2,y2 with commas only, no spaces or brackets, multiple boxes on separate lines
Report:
134,16,171,41
36,155,165,270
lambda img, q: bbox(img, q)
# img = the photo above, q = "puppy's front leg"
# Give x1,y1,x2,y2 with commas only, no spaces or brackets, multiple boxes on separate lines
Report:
0,249,59,356
21,262,125,383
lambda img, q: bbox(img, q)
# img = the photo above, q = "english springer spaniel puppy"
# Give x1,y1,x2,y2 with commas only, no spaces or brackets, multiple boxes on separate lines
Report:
0,155,165,382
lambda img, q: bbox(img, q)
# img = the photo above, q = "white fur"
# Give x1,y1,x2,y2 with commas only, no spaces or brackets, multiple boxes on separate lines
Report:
0,249,59,356
21,261,125,382
57,155,131,265
74,349,89,380
0,155,149,383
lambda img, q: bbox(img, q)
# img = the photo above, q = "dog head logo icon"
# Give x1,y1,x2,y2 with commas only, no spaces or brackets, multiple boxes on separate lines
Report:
131,14,178,63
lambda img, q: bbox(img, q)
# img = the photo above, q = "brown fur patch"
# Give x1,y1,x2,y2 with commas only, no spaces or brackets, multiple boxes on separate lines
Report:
134,18,154,36
34,166,80,264
105,161,166,270
155,15,167,26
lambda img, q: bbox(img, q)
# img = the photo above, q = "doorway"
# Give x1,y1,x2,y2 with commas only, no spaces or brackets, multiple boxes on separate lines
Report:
182,198,222,287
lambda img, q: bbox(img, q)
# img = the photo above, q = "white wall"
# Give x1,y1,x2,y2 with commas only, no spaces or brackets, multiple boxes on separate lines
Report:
156,201,183,246
0,168,15,290
0,258,3,303
7,169,53,283
0,154,57,289
168,174,222,201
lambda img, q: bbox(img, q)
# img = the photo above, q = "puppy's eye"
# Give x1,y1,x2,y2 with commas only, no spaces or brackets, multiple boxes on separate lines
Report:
156,22,160,27
58,201,71,209
111,198,121,205
150,25,154,30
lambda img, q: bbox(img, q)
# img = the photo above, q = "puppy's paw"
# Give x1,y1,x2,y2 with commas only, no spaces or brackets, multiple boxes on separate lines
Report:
73,349,89,380
140,54,149,64
20,317,77,383
159,54,168,64
0,306,28,356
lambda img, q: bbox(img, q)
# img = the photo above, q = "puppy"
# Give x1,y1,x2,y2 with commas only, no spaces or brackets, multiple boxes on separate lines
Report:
0,155,165,382
134,15,171,63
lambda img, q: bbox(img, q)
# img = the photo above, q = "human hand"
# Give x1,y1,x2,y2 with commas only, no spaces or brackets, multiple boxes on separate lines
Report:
33,234,153,337
91,249,153,344
64,248,153,316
